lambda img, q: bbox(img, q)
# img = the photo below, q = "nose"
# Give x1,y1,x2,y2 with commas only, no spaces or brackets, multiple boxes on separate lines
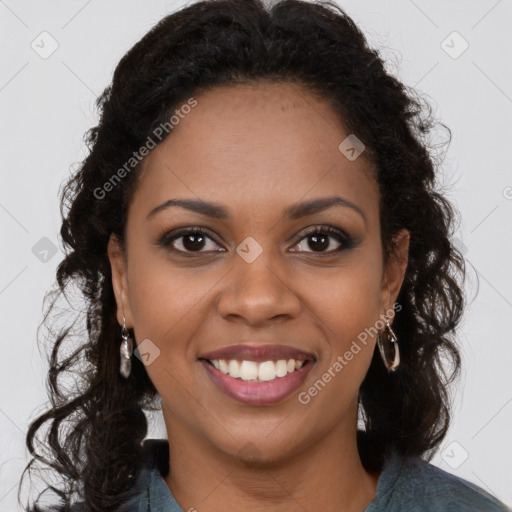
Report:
217,252,302,327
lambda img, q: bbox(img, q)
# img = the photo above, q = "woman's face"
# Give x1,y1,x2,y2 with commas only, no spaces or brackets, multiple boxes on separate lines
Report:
109,81,408,463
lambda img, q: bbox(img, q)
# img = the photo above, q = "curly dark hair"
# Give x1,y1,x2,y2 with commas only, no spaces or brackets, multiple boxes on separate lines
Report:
20,0,465,510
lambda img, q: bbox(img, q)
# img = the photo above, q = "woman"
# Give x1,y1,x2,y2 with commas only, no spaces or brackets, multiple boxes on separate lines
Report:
20,0,510,510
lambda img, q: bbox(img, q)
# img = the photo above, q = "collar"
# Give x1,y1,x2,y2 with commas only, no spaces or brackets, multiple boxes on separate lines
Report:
131,439,403,512
129,439,183,512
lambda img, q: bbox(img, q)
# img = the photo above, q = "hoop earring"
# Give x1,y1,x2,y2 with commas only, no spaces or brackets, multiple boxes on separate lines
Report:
377,318,400,372
119,315,133,378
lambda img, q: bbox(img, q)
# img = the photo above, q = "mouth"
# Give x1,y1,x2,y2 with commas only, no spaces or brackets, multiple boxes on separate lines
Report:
198,344,316,405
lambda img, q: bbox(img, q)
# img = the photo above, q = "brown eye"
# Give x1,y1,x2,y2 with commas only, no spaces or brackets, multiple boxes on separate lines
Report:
159,228,225,254
290,226,352,254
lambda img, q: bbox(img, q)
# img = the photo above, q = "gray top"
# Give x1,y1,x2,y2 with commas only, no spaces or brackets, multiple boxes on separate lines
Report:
69,439,510,511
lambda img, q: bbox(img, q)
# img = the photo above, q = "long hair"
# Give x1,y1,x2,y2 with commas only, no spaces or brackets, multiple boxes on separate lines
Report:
20,0,465,510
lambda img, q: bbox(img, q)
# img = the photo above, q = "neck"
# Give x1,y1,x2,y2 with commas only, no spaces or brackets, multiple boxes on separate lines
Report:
162,407,380,512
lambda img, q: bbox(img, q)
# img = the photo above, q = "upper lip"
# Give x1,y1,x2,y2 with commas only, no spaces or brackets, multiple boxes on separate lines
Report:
199,344,316,362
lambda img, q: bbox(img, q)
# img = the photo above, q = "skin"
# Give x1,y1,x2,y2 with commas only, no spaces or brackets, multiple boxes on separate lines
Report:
109,81,409,512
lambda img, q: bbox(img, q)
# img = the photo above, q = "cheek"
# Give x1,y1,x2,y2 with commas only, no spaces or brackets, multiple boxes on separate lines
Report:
310,253,383,329
126,262,218,412
308,252,383,380
126,251,224,365
298,273,381,416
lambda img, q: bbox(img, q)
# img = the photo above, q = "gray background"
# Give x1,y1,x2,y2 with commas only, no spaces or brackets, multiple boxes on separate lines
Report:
1,0,511,509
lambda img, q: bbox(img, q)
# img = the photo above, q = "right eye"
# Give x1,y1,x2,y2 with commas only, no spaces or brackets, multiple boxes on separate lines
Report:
158,227,226,255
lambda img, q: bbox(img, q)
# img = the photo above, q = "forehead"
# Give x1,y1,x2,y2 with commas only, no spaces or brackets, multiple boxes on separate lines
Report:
130,81,379,221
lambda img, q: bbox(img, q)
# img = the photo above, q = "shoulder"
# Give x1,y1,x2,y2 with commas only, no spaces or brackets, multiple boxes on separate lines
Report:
368,450,510,511
49,439,170,512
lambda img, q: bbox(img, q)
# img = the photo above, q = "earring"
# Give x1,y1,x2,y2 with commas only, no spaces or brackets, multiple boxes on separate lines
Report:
119,315,133,378
377,318,400,372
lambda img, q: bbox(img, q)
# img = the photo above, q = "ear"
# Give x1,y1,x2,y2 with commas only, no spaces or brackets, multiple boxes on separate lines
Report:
107,233,134,328
380,229,410,316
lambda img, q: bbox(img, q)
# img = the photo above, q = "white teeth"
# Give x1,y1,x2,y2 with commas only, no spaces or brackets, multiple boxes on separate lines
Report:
275,359,288,377
219,359,229,374
228,359,240,378
239,360,258,381
258,361,276,381
208,358,308,381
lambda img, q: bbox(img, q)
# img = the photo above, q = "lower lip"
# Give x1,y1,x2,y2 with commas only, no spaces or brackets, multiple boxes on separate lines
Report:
200,359,314,405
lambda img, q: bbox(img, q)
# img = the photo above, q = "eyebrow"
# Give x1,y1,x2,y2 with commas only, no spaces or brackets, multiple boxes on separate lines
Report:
146,195,366,223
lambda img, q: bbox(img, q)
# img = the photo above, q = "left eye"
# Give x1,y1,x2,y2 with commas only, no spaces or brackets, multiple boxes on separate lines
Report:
290,227,347,254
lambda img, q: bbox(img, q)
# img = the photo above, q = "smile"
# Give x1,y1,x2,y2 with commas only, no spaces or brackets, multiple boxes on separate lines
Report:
200,357,315,405
208,358,305,381
198,343,316,405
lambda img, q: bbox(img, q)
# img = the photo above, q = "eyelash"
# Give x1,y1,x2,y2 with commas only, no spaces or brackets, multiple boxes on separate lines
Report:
157,225,354,257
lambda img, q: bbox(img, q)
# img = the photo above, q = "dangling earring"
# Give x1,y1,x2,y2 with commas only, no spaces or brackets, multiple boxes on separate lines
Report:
119,314,133,378
377,317,400,372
